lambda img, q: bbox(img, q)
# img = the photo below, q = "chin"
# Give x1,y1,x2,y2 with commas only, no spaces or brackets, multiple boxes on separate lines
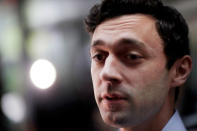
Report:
100,110,132,128
100,108,148,129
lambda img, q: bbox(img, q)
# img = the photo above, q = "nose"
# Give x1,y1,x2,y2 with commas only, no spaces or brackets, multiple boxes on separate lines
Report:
99,55,122,85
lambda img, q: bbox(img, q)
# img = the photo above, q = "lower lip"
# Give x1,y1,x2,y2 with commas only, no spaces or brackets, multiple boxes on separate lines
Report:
102,99,127,111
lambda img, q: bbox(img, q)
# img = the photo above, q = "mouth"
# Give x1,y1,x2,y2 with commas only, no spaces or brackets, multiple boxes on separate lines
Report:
100,93,127,111
102,93,127,101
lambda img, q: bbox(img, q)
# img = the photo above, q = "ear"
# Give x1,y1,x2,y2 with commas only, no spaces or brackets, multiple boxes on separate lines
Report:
170,55,192,88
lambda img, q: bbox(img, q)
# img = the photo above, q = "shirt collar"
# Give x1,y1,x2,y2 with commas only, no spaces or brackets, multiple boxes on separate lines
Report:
162,110,186,131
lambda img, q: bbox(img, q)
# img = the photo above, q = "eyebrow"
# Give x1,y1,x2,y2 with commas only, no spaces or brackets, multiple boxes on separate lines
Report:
91,38,146,49
91,40,105,47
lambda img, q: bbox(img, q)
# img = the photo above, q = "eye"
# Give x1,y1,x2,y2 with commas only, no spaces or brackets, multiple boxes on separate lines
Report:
126,54,142,60
92,53,107,63
125,53,143,62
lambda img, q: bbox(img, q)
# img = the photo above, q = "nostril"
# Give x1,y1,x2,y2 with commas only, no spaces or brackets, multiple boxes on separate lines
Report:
110,78,120,83
107,78,121,85
106,96,112,100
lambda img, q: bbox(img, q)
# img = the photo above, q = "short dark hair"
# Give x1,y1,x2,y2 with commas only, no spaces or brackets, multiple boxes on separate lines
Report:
85,0,190,69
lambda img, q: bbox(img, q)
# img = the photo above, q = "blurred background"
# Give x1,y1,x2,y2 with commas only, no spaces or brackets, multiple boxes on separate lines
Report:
0,0,197,131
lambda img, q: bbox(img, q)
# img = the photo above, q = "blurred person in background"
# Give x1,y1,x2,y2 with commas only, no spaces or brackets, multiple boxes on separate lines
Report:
85,0,193,130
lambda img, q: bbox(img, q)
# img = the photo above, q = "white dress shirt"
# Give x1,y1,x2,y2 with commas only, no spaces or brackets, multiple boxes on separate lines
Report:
117,110,186,131
162,111,186,131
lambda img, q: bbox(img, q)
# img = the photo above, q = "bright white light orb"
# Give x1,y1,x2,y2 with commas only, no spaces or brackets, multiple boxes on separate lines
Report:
1,93,26,123
30,59,57,89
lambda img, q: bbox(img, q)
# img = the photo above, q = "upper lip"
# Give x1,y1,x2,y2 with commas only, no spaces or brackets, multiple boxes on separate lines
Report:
102,93,127,100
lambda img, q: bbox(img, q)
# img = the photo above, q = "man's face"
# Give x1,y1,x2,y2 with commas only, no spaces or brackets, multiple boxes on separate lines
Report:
90,14,172,127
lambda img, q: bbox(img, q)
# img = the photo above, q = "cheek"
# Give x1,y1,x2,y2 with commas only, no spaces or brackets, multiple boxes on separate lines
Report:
125,63,169,102
136,60,168,87
135,69,169,106
91,64,101,102
91,64,100,86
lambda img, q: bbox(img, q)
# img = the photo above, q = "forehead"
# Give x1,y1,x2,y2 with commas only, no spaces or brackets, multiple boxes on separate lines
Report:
95,14,156,33
91,14,163,52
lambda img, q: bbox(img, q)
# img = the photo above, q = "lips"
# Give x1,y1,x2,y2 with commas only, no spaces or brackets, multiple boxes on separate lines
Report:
100,93,127,111
102,93,127,101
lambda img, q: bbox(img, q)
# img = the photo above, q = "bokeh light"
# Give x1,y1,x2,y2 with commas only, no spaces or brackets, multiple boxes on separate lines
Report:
30,59,57,89
1,93,26,123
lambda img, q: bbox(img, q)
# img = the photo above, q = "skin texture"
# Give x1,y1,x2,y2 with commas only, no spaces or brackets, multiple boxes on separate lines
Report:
90,14,192,131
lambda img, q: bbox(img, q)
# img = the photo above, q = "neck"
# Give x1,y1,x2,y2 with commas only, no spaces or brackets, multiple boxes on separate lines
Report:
120,89,175,131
